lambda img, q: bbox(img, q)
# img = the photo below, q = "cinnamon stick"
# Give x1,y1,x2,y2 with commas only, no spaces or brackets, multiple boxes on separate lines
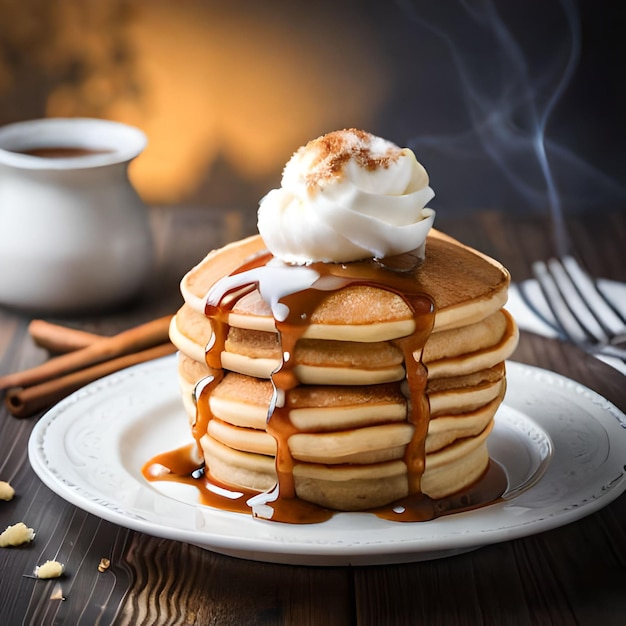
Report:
0,316,173,390
28,320,102,353
5,343,176,418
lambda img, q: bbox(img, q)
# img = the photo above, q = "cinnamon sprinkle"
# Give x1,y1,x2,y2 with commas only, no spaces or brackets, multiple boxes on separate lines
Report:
299,129,402,190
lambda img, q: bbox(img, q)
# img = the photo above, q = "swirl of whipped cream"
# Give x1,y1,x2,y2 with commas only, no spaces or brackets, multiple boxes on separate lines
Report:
257,129,435,264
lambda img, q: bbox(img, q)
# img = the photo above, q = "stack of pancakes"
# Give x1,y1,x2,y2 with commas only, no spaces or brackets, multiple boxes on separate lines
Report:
169,229,518,512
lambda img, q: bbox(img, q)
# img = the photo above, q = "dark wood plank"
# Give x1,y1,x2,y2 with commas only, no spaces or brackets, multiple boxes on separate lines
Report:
118,539,353,626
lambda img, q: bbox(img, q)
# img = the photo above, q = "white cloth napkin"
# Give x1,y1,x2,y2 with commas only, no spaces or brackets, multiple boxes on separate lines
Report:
507,278,626,375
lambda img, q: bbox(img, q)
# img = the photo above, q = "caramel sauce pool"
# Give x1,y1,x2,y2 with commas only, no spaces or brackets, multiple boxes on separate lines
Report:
143,250,508,523
142,448,507,522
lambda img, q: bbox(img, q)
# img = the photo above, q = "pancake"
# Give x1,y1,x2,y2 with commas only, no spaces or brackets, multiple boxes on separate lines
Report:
168,228,518,517
178,231,510,335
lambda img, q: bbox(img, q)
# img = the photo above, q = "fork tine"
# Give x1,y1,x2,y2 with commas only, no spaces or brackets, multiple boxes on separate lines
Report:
546,258,611,344
532,260,588,344
561,256,625,337
532,258,626,361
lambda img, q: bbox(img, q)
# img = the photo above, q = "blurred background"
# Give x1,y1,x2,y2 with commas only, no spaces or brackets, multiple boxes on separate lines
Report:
1,0,624,220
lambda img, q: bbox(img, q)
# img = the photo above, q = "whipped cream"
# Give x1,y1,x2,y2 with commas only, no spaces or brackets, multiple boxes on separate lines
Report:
257,129,435,264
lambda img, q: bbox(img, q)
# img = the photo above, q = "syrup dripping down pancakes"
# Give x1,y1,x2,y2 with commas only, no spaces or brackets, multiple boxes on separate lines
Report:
167,229,518,519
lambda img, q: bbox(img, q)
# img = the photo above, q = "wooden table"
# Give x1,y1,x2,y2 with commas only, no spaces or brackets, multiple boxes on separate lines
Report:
1,206,624,625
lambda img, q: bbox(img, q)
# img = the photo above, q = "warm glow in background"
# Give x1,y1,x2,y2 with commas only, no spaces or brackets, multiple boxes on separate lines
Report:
14,1,391,206
79,3,390,205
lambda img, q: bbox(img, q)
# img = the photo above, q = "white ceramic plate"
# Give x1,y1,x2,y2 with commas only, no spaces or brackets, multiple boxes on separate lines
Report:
28,356,626,566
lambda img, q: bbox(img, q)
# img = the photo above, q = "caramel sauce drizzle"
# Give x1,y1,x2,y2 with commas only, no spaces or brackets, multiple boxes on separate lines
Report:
207,252,436,522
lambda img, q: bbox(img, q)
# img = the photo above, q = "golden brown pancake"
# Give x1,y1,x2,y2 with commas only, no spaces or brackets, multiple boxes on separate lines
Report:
178,230,510,333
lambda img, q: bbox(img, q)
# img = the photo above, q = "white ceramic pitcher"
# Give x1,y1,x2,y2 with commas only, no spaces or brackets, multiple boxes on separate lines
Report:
0,118,153,313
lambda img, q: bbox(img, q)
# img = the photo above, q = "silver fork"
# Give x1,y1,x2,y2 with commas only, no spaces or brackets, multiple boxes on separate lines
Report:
528,255,626,361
